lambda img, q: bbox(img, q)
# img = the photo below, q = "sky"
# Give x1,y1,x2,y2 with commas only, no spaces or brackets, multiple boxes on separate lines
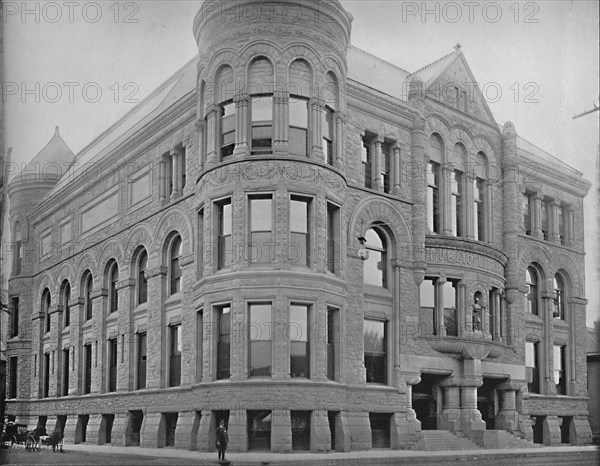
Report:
2,0,599,324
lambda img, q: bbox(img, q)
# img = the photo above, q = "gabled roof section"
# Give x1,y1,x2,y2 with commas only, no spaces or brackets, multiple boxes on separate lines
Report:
45,55,198,198
347,46,409,101
10,127,76,185
409,45,498,127
407,49,457,87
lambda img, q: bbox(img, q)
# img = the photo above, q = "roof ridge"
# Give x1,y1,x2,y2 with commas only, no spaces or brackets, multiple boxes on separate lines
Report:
408,50,456,77
349,45,410,74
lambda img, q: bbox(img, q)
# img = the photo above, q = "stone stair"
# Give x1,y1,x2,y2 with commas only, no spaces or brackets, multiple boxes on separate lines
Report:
411,430,482,451
494,430,541,448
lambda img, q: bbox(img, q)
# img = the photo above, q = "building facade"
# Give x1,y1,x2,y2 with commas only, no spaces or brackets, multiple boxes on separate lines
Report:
4,0,594,452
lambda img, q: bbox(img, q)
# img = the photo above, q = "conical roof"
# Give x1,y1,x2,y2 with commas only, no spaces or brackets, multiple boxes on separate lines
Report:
10,127,76,185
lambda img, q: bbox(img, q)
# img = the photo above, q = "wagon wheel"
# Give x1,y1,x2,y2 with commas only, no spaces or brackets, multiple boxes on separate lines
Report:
26,434,38,451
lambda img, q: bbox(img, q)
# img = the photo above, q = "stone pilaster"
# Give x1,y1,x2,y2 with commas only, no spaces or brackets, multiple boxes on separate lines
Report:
233,93,249,157
116,278,134,392
140,412,162,448
228,409,246,452
146,266,167,389
271,408,291,452
174,411,197,450
110,413,128,446
179,255,196,386
310,97,324,161
311,409,331,452
495,380,521,432
335,111,345,173
273,90,288,155
85,414,103,445
205,104,219,167
196,119,206,172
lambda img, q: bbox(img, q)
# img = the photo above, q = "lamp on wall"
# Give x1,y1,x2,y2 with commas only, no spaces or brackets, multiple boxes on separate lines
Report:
357,236,369,260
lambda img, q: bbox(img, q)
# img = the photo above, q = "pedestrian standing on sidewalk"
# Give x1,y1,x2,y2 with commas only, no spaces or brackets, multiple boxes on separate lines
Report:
216,419,228,462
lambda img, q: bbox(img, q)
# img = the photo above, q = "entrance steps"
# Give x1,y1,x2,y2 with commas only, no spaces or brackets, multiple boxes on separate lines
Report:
484,430,541,449
411,430,482,450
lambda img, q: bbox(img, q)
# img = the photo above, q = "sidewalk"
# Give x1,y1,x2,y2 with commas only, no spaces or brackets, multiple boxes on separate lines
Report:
63,443,600,465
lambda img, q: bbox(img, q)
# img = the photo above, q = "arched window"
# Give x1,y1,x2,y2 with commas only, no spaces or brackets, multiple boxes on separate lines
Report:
60,281,71,328
363,227,388,288
248,57,274,155
288,59,312,157
553,274,565,320
82,271,93,321
323,72,338,165
107,261,119,314
41,288,51,334
427,134,443,234
216,65,235,158
168,235,183,295
14,222,22,275
137,249,148,305
526,267,539,316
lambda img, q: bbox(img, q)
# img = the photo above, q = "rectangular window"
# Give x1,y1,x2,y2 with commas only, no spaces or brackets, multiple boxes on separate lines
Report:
108,338,117,392
523,194,531,235
247,410,271,451
419,279,436,336
323,107,334,165
370,413,391,448
427,162,440,233
554,345,566,395
326,307,339,380
137,333,147,390
196,311,203,382
558,206,565,245
364,319,386,384
451,170,462,236
249,303,272,377
290,196,310,267
541,200,549,240
8,357,17,398
249,196,273,264
15,240,22,275
362,137,372,188
169,325,182,387
164,413,178,447
290,304,309,378
382,143,391,193
474,179,485,241
526,341,540,394
43,353,50,398
326,203,340,274
61,349,69,397
84,344,92,394
220,101,236,158
217,305,231,380
291,411,311,451
217,199,233,269
289,97,308,156
198,209,204,278
251,96,273,154
10,297,19,337
443,281,458,337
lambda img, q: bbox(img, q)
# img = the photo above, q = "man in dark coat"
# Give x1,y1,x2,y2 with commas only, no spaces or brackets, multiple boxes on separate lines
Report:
216,419,228,461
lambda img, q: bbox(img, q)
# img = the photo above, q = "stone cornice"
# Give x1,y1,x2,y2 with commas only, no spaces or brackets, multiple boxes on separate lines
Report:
347,80,417,124
30,93,196,222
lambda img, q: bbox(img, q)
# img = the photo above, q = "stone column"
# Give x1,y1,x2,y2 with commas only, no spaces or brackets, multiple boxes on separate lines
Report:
196,119,205,172
441,164,453,235
205,104,219,166
550,199,561,244
460,360,485,438
90,288,107,395
159,159,167,203
495,381,520,432
174,411,197,450
391,143,402,195
48,304,60,397
68,297,83,396
543,415,561,446
438,379,461,431
273,90,288,156
373,137,383,191
484,181,493,242
171,148,181,199
542,290,555,394
399,373,422,439
196,410,213,451
310,97,324,161
311,410,331,452
271,408,292,452
140,412,162,448
436,277,447,336
233,93,249,157
457,282,466,337
464,173,475,239
335,112,345,172
532,193,543,239
86,414,103,445
110,413,128,447
116,278,134,392
145,266,167,389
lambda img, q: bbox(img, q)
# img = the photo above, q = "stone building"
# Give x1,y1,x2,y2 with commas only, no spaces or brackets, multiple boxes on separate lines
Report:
4,0,594,452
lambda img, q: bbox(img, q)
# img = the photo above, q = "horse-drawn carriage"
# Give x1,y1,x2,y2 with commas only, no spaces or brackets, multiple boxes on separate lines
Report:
1,422,63,452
